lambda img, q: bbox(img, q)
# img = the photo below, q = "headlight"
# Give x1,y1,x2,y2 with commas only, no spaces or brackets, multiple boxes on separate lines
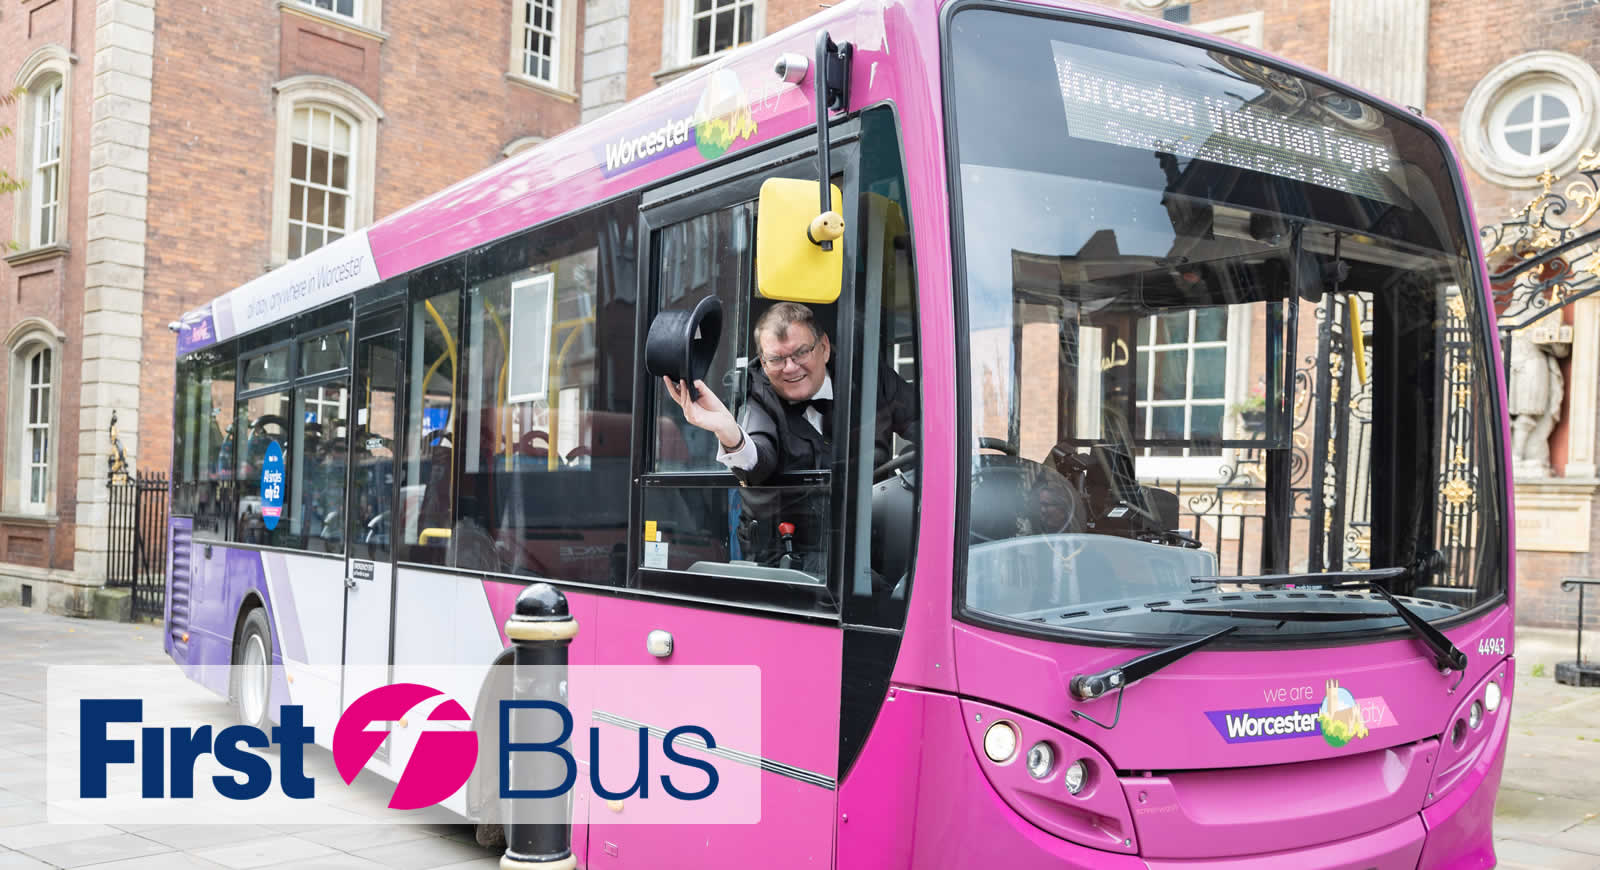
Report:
1485,680,1502,712
1469,700,1484,729
984,721,1018,763
1026,742,1054,779
1064,759,1088,794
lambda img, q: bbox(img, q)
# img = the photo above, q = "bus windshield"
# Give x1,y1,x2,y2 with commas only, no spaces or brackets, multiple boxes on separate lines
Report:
948,10,1506,639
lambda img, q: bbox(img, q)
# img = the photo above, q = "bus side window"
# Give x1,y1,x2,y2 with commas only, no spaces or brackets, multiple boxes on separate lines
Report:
175,344,238,542
852,105,920,629
640,198,839,593
396,262,464,566
234,327,293,548
453,196,639,585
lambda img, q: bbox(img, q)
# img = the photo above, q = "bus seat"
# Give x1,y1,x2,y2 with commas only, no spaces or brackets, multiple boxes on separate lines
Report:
870,471,916,591
968,456,1086,544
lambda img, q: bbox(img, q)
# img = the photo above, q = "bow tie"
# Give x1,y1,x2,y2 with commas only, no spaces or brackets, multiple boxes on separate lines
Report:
810,398,832,416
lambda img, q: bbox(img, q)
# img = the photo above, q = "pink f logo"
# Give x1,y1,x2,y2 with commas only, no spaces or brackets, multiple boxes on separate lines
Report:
332,683,479,810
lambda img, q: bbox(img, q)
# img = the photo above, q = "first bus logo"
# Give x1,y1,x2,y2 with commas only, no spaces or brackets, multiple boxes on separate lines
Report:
77,682,720,809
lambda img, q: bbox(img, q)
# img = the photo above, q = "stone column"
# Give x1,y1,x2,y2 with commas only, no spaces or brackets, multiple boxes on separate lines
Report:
1327,0,1429,109
581,0,629,123
75,0,154,587
1565,298,1600,479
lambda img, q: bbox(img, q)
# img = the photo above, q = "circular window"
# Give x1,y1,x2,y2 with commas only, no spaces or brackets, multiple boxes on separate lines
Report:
1461,52,1600,187
1490,86,1578,160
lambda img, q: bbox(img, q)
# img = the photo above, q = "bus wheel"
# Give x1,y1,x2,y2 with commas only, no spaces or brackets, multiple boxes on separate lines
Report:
473,822,505,848
234,608,273,732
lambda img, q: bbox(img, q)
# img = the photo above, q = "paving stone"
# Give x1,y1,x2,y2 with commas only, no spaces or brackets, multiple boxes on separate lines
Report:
131,824,278,851
350,835,495,870
18,832,171,868
192,835,338,869
297,824,435,852
0,822,118,850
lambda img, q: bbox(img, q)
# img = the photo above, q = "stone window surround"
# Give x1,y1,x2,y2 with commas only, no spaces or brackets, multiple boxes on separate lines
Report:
656,0,766,80
10,44,75,260
281,0,386,41
269,76,383,268
506,0,580,98
501,136,547,160
4,318,66,520
1192,11,1264,48
1461,52,1600,189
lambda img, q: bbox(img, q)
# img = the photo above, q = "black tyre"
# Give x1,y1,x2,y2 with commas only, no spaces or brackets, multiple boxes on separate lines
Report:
233,608,273,732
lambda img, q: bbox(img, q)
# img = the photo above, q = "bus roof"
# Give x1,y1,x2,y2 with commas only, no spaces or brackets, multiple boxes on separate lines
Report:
175,0,1440,356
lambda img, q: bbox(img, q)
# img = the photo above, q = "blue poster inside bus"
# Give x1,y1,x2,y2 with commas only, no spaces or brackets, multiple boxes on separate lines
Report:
261,440,285,531
423,407,449,441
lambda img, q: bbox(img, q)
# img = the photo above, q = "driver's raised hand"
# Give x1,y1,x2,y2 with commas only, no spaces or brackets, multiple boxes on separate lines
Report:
663,377,744,450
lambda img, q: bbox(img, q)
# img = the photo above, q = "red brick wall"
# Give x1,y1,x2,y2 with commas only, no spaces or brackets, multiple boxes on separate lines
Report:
1427,0,1600,219
0,0,96,570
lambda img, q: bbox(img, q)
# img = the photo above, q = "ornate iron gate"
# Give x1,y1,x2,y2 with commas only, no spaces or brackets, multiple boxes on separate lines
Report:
1482,153,1600,334
1151,290,1375,577
107,471,169,620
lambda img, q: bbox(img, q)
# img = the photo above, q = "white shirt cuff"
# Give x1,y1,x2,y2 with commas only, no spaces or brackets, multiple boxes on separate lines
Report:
715,428,758,471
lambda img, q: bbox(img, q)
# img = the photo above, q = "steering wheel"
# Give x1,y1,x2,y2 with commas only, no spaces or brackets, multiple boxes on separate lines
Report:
874,447,917,481
873,437,1019,482
977,437,1020,455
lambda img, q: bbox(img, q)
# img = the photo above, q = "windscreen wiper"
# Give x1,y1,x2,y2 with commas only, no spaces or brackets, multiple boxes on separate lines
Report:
1068,626,1238,730
1191,563,1469,675
1148,607,1393,622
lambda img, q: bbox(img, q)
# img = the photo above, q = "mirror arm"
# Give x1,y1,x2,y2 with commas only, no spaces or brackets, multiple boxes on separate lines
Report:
812,31,852,250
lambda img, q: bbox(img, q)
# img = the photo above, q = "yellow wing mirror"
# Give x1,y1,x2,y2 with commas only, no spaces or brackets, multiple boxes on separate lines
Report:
756,177,844,304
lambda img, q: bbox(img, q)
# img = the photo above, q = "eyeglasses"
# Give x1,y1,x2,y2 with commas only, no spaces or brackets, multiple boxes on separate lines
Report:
759,341,818,371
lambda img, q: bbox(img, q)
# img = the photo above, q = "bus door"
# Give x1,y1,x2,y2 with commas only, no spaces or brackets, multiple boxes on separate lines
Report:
586,141,868,868
343,306,404,715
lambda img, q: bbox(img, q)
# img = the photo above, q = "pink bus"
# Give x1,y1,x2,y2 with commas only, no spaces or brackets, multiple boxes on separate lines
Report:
165,0,1515,865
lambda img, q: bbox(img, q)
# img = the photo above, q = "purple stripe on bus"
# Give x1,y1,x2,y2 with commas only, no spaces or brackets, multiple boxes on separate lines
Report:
1204,703,1324,744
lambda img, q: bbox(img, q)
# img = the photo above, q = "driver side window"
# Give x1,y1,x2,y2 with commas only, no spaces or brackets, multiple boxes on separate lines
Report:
641,201,838,591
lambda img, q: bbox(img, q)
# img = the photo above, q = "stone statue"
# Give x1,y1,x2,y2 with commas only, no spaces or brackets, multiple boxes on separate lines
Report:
1508,329,1568,477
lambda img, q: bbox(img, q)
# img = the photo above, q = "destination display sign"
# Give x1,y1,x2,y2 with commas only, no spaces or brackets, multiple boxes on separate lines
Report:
1050,41,1402,205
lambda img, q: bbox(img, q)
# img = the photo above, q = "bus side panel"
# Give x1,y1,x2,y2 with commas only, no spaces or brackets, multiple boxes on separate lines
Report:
586,596,841,868
165,516,193,663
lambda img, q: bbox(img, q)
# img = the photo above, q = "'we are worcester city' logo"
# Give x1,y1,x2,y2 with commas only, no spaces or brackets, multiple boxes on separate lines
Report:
1205,680,1396,748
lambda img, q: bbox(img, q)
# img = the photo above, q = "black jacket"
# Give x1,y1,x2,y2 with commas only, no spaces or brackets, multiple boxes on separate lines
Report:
731,363,917,488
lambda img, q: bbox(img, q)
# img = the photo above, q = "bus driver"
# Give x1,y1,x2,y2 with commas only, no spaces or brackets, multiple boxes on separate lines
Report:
663,302,916,569
664,301,915,482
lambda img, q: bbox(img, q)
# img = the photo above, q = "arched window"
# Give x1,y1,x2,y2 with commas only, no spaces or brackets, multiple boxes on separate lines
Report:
5,319,66,515
11,45,73,254
288,105,357,258
29,79,63,248
271,77,383,265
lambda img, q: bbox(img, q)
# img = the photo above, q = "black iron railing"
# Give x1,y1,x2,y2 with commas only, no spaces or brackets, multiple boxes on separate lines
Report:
107,471,170,621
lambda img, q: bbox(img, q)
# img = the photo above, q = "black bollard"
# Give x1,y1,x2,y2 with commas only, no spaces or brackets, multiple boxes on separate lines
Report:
501,582,578,870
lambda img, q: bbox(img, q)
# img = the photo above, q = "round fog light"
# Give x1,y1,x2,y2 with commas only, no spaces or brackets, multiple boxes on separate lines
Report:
1469,700,1484,729
1064,759,1088,795
984,722,1018,763
1026,742,1054,779
1485,680,1502,712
